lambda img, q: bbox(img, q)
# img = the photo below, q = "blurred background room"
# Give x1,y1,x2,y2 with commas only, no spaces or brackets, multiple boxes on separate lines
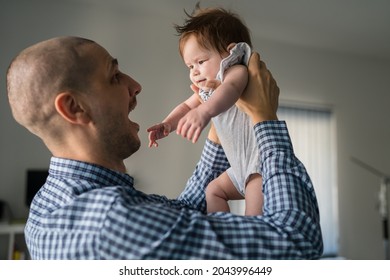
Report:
1,0,390,259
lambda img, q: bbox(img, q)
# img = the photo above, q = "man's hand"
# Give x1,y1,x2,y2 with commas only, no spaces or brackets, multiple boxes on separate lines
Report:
236,52,279,124
207,122,221,144
190,80,221,96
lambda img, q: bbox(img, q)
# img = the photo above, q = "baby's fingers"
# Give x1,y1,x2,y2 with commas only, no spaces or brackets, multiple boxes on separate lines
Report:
147,124,162,132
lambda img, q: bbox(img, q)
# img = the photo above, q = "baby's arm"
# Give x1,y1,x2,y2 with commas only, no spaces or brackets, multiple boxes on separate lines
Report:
147,93,201,147
177,65,248,143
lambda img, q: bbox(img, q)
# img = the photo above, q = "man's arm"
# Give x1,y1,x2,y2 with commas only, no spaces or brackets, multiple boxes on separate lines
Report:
178,122,228,212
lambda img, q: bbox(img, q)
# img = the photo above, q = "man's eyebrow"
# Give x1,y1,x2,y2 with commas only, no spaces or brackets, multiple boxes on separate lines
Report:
108,58,119,73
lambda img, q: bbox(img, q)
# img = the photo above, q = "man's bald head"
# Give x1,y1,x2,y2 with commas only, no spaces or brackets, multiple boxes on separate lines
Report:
6,36,96,136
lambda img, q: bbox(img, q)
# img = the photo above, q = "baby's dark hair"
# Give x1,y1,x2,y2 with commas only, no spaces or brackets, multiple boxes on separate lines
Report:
175,4,252,56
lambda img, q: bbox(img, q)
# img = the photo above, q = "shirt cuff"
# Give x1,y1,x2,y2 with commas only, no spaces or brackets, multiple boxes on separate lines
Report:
254,120,293,159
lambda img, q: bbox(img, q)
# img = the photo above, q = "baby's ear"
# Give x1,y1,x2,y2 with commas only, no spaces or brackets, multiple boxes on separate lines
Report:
227,43,236,52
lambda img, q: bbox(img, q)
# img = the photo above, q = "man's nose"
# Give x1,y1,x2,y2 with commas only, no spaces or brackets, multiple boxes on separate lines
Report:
128,76,142,96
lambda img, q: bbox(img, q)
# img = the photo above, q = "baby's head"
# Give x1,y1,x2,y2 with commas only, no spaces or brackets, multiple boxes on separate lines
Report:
175,5,252,57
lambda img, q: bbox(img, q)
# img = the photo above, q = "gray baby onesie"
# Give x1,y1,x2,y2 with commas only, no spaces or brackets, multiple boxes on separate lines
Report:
199,43,260,196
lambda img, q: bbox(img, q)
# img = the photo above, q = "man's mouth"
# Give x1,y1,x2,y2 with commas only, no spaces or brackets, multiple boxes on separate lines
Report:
128,99,137,114
133,122,140,132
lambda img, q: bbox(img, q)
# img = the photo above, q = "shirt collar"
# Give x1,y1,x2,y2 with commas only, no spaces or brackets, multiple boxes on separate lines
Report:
49,157,134,187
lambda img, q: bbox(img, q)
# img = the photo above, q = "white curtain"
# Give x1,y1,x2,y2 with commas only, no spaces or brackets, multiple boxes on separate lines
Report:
229,104,339,256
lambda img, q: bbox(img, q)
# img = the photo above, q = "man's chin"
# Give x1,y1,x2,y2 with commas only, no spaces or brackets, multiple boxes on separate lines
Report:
126,140,141,158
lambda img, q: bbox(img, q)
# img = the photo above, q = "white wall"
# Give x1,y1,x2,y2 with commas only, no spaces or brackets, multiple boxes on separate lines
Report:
1,0,390,259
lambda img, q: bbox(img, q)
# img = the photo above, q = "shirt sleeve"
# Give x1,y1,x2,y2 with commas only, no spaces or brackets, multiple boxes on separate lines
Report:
100,120,323,259
177,138,230,213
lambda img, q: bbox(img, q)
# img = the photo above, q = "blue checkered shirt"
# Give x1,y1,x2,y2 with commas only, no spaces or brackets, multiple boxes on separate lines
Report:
25,121,323,259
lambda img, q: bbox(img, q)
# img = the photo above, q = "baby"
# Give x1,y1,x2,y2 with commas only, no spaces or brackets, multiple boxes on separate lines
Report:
148,6,263,216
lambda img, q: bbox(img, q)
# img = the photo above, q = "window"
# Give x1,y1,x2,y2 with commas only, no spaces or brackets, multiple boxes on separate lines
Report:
229,104,339,256
278,105,338,256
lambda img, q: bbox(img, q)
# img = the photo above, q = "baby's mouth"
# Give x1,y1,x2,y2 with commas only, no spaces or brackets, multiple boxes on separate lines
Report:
197,79,206,87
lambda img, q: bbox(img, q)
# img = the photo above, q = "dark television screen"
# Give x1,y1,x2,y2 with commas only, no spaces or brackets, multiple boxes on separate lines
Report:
26,169,49,207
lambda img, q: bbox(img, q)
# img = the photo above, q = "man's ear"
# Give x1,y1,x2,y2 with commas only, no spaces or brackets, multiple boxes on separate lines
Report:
54,92,91,124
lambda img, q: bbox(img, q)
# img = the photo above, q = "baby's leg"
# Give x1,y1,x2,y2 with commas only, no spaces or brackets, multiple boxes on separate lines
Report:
206,171,244,213
245,173,264,216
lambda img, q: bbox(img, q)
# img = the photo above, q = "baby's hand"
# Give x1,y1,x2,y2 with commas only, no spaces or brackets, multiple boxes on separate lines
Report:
147,123,171,147
176,107,211,143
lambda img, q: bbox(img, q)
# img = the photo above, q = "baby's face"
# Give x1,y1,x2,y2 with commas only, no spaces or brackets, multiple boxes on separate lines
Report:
182,34,226,90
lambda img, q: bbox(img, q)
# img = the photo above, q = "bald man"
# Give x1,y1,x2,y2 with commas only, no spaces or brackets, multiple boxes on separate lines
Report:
7,36,322,259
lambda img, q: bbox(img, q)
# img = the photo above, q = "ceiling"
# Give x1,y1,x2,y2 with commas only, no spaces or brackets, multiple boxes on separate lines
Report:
90,0,390,60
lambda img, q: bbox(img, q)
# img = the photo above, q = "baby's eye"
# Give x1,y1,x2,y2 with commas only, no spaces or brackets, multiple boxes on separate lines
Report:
188,65,194,70
199,60,205,65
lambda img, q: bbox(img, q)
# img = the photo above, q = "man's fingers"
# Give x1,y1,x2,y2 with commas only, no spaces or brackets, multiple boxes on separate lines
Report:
190,84,199,94
204,80,221,90
248,52,261,74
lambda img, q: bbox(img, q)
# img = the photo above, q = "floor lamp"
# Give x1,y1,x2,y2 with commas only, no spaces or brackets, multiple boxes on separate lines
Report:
351,156,389,259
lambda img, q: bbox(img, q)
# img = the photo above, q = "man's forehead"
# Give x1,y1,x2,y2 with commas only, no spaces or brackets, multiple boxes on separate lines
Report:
85,44,118,71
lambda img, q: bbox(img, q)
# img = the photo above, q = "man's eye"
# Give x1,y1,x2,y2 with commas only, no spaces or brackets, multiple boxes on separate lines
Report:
113,73,120,83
